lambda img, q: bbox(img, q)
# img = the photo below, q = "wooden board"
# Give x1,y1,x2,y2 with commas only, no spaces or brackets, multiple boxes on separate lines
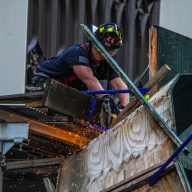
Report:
56,79,180,192
132,170,184,192
110,64,171,127
42,79,101,123
103,163,185,192
149,27,158,94
0,92,43,107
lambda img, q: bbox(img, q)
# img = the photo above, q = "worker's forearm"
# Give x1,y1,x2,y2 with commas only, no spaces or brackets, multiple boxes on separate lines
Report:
119,93,130,107
111,78,130,106
82,77,106,99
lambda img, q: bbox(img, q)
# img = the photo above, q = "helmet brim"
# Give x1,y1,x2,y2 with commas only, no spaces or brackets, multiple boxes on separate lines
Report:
107,49,118,56
104,47,120,56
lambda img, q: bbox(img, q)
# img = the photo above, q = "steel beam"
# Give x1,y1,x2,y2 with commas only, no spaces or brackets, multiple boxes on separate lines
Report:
0,122,29,155
0,122,29,192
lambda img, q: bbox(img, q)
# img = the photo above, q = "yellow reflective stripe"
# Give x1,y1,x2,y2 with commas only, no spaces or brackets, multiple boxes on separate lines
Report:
145,94,150,100
107,27,113,32
99,27,104,32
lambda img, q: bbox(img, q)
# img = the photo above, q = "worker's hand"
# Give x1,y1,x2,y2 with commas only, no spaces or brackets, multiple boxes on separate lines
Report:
31,73,48,90
101,95,120,115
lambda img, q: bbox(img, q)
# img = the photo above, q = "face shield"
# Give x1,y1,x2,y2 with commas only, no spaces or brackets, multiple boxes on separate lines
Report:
102,33,122,56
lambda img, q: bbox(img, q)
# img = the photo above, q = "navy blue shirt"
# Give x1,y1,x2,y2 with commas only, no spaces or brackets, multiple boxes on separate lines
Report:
36,43,119,90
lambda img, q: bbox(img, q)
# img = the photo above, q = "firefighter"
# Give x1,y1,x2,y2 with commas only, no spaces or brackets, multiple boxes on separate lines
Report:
31,23,129,109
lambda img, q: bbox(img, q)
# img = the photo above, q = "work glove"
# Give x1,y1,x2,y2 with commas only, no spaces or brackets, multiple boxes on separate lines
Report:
100,95,120,127
101,95,121,115
31,72,49,91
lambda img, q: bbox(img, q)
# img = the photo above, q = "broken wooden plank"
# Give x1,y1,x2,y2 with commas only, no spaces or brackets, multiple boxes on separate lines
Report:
6,158,63,170
0,92,43,107
149,26,192,90
42,79,101,123
110,64,171,127
4,165,59,176
149,26,158,94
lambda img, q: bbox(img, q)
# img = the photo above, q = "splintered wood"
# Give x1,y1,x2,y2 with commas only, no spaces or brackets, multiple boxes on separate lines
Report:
149,27,158,79
149,27,158,94
110,64,171,127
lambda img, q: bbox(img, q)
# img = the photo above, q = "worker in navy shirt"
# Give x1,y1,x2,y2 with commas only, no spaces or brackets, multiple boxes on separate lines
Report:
32,23,129,108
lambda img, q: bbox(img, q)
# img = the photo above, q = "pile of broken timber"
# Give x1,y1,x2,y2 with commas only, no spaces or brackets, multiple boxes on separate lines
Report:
56,66,191,192
0,64,191,191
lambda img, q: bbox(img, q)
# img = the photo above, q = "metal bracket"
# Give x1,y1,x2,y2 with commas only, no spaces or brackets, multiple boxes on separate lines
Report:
0,122,29,155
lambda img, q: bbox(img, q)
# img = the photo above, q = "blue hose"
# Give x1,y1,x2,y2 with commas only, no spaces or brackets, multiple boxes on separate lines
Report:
82,88,150,95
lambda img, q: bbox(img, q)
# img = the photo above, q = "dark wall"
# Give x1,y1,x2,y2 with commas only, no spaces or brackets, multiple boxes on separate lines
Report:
27,0,160,82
